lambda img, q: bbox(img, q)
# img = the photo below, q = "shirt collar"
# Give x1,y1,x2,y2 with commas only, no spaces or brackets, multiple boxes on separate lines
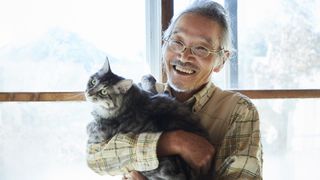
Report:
164,82,216,113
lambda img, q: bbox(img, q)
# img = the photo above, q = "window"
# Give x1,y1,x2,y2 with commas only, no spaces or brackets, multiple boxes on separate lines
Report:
254,99,320,180
0,0,149,92
237,1,320,179
0,102,101,180
0,0,148,179
238,0,320,89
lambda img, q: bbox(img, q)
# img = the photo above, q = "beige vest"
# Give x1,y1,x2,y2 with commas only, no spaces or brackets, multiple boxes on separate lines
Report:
196,86,241,147
156,83,241,146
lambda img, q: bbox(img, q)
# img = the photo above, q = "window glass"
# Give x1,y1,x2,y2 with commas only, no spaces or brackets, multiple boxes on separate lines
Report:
0,102,121,180
238,0,320,89
0,0,149,92
254,99,320,180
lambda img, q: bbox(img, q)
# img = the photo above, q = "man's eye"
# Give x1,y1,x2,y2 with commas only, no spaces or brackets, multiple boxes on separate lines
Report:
171,40,182,46
194,46,208,51
193,46,209,54
170,40,184,50
172,40,182,45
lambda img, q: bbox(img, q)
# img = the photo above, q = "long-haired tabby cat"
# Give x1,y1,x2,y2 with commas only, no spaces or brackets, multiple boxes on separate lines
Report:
86,57,211,180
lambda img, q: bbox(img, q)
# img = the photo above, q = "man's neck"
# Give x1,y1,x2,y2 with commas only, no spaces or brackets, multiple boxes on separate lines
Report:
171,90,194,102
171,83,207,102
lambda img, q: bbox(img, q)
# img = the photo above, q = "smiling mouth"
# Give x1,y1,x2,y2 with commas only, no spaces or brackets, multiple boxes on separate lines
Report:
173,65,196,75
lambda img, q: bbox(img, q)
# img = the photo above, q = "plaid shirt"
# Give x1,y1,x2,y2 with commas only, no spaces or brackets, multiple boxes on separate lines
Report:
87,82,263,179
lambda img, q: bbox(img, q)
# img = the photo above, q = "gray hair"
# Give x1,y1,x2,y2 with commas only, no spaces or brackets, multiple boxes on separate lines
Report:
163,0,232,52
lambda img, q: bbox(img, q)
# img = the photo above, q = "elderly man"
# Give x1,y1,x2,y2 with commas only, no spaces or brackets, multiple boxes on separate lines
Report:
87,1,263,179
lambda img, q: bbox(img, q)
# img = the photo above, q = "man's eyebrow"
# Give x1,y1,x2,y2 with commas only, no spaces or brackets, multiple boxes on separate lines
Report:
172,28,218,46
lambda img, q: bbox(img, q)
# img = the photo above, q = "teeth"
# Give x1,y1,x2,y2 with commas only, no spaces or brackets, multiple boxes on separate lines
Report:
175,66,195,74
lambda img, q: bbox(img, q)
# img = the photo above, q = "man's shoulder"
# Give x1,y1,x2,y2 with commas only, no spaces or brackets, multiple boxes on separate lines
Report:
220,89,258,118
200,84,242,115
205,85,258,117
210,85,241,104
214,86,254,106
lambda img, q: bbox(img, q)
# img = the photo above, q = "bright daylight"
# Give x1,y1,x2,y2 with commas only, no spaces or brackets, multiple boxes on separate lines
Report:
0,0,320,180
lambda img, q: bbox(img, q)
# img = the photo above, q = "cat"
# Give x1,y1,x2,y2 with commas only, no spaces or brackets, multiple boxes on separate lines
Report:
86,57,210,180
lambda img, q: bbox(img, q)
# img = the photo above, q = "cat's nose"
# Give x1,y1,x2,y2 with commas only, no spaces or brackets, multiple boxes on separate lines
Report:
86,90,95,96
85,91,94,100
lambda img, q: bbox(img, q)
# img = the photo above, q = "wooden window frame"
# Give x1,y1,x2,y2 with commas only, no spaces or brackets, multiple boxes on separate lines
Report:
0,89,320,102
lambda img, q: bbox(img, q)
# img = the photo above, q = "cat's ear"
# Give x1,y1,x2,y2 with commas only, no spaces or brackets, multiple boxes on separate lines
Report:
114,79,133,94
101,56,112,73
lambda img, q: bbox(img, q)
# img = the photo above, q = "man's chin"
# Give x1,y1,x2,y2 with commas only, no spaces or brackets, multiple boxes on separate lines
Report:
168,81,194,93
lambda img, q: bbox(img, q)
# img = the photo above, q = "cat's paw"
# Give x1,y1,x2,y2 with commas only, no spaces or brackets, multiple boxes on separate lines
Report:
140,74,157,94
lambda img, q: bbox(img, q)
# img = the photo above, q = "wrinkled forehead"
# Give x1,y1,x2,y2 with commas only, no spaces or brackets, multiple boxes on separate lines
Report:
172,13,222,46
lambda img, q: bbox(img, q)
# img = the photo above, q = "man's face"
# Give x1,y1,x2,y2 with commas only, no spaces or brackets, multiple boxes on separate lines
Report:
164,13,224,92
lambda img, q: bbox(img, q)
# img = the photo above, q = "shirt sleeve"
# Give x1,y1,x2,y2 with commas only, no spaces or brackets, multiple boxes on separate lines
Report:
215,97,263,180
86,132,162,176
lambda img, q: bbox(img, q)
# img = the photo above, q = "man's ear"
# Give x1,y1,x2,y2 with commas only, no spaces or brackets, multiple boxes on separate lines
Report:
213,50,230,73
213,63,224,73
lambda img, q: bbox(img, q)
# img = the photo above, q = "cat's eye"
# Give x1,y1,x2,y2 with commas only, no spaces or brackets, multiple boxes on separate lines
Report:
91,79,97,85
100,88,108,95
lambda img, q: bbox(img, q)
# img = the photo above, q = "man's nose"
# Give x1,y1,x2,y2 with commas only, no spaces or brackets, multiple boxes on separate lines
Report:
179,47,194,62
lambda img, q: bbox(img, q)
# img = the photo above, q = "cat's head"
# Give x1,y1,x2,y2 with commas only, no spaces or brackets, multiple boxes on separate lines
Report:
85,57,133,111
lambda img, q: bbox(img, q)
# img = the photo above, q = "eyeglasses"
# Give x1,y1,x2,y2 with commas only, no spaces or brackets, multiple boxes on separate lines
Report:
164,39,223,58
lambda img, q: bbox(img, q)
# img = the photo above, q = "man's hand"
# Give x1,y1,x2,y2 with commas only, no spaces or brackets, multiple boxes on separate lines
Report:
122,171,146,180
157,130,215,174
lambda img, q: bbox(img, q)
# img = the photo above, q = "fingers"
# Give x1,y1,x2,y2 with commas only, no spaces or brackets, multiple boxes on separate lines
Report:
177,131,215,174
191,153,213,175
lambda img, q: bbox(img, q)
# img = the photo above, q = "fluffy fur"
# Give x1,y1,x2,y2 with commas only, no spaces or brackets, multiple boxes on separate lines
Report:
86,57,209,180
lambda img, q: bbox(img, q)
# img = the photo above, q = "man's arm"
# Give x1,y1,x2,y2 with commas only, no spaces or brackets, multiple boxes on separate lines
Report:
157,130,215,174
123,131,215,180
87,132,161,175
215,97,263,179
